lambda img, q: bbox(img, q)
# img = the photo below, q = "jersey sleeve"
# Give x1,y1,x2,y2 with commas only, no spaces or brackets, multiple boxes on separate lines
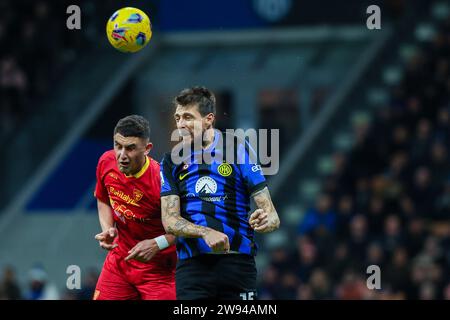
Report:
160,153,180,196
94,154,110,204
237,139,267,195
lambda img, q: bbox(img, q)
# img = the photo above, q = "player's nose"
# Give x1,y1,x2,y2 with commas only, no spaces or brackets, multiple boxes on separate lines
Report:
178,119,186,129
118,150,127,160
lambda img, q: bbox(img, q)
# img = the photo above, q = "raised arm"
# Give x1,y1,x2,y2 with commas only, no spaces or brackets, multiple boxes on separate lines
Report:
249,187,280,233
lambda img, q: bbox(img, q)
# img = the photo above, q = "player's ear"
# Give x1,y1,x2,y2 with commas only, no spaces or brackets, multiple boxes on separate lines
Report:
145,142,153,154
204,113,215,128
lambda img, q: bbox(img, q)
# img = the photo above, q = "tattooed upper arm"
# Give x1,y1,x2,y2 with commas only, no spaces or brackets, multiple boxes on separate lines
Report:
161,195,181,226
163,195,180,216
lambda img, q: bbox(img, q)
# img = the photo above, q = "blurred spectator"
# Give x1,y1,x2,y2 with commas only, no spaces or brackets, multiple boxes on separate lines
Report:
295,237,319,283
0,266,22,300
77,267,99,300
25,265,60,300
347,214,370,266
409,166,437,217
411,119,433,164
0,0,122,141
296,283,314,300
308,268,332,299
335,270,370,300
335,194,355,239
366,196,386,236
259,265,281,300
381,214,405,255
278,272,300,300
326,242,352,284
365,242,385,270
262,11,450,298
435,180,450,220
418,282,437,300
443,283,450,300
384,247,410,296
297,194,336,239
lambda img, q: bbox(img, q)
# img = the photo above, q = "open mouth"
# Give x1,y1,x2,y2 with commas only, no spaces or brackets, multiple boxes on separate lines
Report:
119,161,130,168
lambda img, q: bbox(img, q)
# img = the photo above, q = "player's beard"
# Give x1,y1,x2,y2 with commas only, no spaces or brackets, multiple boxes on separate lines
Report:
118,158,137,175
118,163,132,175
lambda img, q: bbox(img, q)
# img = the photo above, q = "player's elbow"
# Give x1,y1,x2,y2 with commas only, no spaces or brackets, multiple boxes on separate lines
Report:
274,216,280,230
270,212,280,231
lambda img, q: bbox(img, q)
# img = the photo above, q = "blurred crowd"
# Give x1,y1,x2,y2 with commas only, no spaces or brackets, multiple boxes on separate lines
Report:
1,1,449,301
0,1,118,139
259,16,450,299
0,264,98,300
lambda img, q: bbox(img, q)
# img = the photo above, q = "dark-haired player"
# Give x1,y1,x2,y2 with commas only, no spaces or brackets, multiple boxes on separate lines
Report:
160,87,280,299
93,115,176,300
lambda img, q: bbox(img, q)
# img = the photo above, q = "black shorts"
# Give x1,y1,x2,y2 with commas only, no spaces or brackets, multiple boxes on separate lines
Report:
175,253,257,300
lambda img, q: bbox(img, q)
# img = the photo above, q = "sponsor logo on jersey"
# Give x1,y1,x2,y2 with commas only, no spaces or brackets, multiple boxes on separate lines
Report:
108,186,140,206
251,164,262,173
179,172,189,181
179,164,190,180
195,176,217,194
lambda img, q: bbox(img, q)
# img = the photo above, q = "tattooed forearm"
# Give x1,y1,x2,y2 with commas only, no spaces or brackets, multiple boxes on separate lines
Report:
252,187,280,232
161,195,208,238
253,188,274,214
167,218,208,237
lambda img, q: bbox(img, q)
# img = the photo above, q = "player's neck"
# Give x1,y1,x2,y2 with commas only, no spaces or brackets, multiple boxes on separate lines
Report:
128,156,148,177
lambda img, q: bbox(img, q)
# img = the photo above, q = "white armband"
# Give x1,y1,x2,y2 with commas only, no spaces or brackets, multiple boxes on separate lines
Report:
154,235,170,250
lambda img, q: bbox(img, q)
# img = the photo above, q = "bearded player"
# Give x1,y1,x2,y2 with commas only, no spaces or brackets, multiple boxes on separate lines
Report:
93,115,176,300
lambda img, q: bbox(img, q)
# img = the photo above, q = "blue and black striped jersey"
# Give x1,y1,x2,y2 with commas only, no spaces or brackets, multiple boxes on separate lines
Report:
160,131,267,260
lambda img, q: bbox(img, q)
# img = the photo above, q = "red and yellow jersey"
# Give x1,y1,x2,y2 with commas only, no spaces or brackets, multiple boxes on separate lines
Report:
94,150,176,267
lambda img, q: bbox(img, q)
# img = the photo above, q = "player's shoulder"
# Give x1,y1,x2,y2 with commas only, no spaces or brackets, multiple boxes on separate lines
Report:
221,131,253,157
221,131,246,148
98,150,116,164
160,152,175,167
148,156,160,170
96,150,116,179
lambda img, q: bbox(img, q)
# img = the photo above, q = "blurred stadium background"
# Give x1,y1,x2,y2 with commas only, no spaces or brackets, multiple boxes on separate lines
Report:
0,0,449,300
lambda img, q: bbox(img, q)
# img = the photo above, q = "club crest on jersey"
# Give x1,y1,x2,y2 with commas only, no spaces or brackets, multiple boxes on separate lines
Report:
218,162,233,177
133,189,144,202
195,176,217,194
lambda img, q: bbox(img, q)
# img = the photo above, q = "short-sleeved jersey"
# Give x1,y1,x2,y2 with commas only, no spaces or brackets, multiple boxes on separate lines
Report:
95,150,176,267
160,131,267,260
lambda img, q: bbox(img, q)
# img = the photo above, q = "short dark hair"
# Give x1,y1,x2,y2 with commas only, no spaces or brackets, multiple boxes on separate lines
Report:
173,86,216,116
114,115,150,140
